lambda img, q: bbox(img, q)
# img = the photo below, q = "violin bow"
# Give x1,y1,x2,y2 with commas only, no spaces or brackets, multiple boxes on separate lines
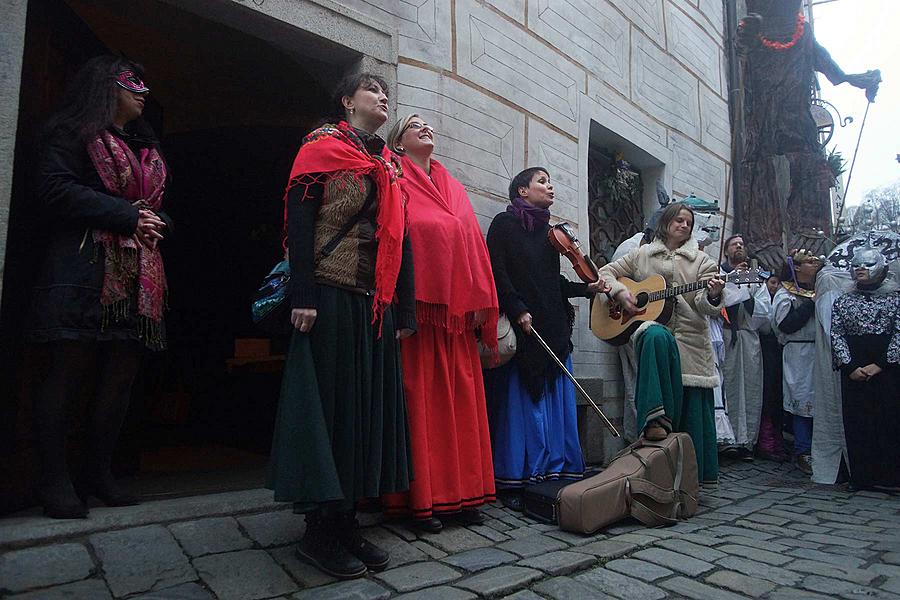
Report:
530,326,621,437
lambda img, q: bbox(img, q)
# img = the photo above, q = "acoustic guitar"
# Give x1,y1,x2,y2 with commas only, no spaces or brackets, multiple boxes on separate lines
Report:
590,269,765,346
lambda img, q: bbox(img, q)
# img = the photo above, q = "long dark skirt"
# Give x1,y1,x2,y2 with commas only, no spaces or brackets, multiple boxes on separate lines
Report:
842,365,900,489
267,286,412,511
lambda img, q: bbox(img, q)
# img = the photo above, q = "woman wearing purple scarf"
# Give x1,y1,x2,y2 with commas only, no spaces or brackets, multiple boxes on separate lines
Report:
484,167,604,511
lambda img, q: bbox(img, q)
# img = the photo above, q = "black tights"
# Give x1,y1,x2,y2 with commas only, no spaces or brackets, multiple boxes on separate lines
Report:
33,340,143,489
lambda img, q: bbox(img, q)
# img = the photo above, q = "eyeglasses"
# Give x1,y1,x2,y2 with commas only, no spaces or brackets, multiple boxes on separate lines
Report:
404,122,434,133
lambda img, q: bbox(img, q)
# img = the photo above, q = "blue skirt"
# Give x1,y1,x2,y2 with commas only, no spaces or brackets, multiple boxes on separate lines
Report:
484,357,585,488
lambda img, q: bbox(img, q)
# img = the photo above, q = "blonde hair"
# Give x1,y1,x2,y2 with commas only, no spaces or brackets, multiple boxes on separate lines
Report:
387,113,421,155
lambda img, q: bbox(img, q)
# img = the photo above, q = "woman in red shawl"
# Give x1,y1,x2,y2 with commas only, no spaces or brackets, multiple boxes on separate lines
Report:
382,114,499,532
26,56,169,519
267,73,416,580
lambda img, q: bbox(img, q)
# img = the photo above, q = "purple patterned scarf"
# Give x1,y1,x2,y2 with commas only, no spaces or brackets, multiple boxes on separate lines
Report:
506,197,550,232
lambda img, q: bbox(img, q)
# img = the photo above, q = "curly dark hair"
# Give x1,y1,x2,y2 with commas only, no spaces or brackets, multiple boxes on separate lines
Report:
43,55,153,143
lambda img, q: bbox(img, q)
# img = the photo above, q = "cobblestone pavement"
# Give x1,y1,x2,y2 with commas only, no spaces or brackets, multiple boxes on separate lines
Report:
2,459,899,599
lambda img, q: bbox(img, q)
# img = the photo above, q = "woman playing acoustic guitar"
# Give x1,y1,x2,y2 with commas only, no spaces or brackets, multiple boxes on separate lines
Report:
598,202,725,484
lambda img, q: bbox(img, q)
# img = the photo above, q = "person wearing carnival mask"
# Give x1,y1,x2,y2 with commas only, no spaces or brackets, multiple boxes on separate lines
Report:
771,249,825,475
25,56,170,518
267,73,415,579
379,114,498,532
830,246,900,491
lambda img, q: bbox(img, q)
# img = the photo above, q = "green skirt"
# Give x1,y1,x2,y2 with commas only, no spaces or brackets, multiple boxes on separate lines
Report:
635,325,719,484
267,286,412,511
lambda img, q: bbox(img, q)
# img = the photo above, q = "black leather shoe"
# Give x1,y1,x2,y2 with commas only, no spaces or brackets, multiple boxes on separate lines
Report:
412,516,443,534
77,473,139,507
336,512,390,571
298,516,367,579
38,482,88,520
455,509,486,525
499,491,524,512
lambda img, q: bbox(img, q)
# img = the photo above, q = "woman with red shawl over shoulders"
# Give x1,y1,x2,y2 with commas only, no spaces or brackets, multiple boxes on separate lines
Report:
381,114,499,533
267,73,416,580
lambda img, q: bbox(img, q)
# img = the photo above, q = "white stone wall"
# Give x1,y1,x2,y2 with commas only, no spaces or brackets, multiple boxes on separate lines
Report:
340,0,732,399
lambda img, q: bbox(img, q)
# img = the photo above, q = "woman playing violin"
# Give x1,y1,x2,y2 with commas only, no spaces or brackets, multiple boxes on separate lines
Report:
484,167,607,511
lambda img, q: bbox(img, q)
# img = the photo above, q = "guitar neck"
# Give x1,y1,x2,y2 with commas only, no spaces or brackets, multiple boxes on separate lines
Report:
648,280,707,303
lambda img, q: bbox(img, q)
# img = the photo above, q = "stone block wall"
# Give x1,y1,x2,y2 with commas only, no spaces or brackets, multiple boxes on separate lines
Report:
339,0,732,458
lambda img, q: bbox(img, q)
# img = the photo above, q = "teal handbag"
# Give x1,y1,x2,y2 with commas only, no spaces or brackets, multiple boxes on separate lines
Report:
251,259,291,336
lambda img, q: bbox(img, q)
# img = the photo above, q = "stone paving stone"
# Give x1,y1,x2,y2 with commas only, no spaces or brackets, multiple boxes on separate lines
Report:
604,558,672,581
825,522,883,534
660,575,749,600
743,512,791,526
605,522,644,534
532,576,617,600
786,559,879,585
655,538,728,562
869,563,900,578
485,520,514,533
420,527,492,553
497,532,568,558
517,550,595,575
237,511,306,547
574,566,666,600
455,565,542,597
811,511,868,524
373,561,461,593
578,539,640,560
544,529,599,545
501,516,530,528
268,546,336,588
881,578,900,595
766,589,833,600
504,526,541,540
7,579,113,600
716,556,803,586
763,509,820,524
884,552,900,565
800,575,895,599
0,542,95,593
705,525,776,540
500,590,545,600
780,523,832,534
392,586,476,600
714,504,759,516
631,547,714,576
605,532,660,546
133,582,216,599
410,540,448,559
801,532,873,549
872,541,900,552
442,547,518,573
675,533,725,547
786,547,866,568
705,569,776,597
89,524,196,597
381,521,419,542
292,579,391,600
773,537,823,550
169,517,253,557
360,527,427,567
194,549,297,600
822,545,879,560
716,543,792,565
470,524,511,542
734,519,801,537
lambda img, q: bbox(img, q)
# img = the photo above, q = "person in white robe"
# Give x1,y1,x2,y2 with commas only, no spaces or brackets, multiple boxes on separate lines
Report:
772,250,824,475
719,235,769,457
709,314,736,446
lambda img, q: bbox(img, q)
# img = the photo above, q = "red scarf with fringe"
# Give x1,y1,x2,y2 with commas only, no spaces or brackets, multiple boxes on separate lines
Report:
86,130,167,349
399,155,498,351
284,122,405,331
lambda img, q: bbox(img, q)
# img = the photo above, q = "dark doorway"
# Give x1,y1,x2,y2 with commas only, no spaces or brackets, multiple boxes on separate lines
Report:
1,0,359,512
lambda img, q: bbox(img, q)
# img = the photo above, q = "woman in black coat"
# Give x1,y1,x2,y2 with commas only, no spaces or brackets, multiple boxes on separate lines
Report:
26,56,170,518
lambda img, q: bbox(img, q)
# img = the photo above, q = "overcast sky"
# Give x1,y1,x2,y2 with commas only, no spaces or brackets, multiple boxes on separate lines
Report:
813,0,900,206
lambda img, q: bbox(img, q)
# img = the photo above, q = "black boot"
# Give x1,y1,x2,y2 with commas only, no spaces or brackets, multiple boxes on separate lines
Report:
297,511,367,579
37,477,87,519
76,469,138,507
336,511,390,571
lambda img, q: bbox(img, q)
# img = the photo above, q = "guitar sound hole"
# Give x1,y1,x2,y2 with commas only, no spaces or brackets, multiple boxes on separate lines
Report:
634,292,650,309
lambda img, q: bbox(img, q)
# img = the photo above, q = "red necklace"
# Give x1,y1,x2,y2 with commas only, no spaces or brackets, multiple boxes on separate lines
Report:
759,13,806,51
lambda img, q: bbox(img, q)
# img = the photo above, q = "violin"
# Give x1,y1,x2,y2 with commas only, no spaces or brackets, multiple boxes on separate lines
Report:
548,222,602,284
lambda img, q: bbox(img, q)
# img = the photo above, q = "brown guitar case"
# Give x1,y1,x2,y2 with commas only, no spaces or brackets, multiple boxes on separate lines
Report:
557,433,699,534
